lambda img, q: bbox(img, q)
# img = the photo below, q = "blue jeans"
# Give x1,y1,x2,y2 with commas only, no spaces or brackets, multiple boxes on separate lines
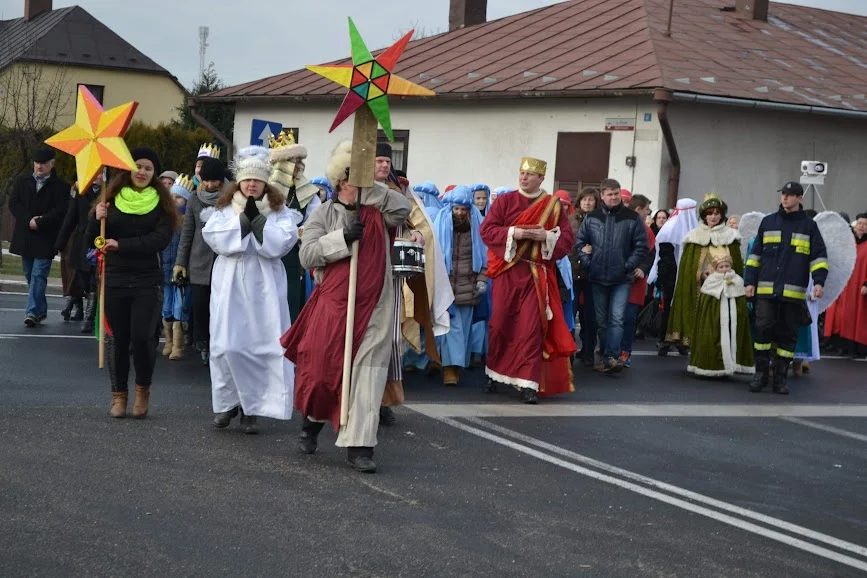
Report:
620,302,640,354
22,257,52,319
591,283,631,360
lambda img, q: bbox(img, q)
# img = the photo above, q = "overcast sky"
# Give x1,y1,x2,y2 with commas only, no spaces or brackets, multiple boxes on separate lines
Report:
1,0,864,88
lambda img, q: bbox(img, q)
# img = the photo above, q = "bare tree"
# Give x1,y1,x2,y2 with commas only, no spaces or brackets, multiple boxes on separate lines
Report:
0,62,71,259
394,20,444,41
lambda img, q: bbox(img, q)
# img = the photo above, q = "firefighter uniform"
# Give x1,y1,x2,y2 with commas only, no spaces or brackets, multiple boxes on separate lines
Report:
744,185,828,394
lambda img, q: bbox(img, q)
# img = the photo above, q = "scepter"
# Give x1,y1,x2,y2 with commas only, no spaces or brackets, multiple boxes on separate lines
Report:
306,18,434,425
45,86,138,368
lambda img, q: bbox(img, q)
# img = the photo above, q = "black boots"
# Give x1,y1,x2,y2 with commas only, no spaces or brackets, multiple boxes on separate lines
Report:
213,406,239,428
61,297,83,322
521,387,538,404
239,409,259,434
347,447,377,473
81,293,96,334
750,352,770,393
297,418,325,454
772,357,790,395
379,406,396,426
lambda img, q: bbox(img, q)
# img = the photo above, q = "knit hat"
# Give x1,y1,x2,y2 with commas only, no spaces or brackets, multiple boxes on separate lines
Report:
130,146,162,176
231,146,271,183
159,170,179,182
376,142,392,159
170,173,194,201
199,157,226,182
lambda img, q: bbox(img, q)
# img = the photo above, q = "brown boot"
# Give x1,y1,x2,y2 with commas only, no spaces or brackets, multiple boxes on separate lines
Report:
162,320,173,356
131,385,150,419
169,321,184,361
110,392,128,418
443,366,460,386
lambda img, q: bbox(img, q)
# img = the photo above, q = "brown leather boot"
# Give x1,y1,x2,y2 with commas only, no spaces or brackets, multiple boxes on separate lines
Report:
443,366,460,386
110,392,128,418
162,320,173,356
169,321,184,361
131,385,150,419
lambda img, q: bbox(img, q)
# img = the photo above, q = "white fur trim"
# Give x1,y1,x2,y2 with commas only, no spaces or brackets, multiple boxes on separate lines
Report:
485,366,539,391
270,144,307,162
719,296,736,375
701,271,746,299
542,227,560,261
735,364,756,375
231,191,272,217
505,226,517,262
687,365,730,377
683,223,741,247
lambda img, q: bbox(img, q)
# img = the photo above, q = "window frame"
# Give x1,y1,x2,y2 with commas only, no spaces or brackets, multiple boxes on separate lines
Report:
77,83,105,104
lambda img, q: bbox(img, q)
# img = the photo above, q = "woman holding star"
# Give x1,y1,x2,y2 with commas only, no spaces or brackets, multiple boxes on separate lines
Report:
86,147,180,419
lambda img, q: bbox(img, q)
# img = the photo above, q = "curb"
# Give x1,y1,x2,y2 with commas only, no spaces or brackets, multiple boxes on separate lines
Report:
0,280,64,296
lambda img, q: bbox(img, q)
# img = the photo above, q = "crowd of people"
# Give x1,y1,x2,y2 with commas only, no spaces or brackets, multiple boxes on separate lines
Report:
7,135,867,473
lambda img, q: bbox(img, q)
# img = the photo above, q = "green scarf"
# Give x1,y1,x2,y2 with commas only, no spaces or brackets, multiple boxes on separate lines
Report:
115,186,159,215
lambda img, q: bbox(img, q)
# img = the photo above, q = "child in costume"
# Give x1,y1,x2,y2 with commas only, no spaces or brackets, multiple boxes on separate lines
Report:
161,174,194,360
688,255,755,377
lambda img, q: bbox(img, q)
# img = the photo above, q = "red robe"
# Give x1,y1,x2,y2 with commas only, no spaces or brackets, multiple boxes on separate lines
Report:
481,191,576,395
629,224,656,306
824,237,867,346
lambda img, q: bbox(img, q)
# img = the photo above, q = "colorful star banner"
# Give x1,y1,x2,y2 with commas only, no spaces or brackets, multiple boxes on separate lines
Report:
45,86,138,192
306,18,435,141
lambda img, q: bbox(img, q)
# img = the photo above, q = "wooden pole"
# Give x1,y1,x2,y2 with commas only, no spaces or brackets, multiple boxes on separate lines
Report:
339,106,378,426
98,167,107,369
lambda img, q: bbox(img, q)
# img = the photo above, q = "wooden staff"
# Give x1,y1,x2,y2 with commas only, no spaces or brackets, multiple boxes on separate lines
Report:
340,107,377,426
97,166,108,369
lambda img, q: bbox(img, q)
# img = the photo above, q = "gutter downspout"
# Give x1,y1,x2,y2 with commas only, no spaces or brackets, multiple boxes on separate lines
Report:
654,89,680,209
188,97,234,160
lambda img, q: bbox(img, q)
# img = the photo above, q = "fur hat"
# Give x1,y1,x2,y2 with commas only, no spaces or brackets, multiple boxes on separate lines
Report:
326,140,353,189
231,146,271,183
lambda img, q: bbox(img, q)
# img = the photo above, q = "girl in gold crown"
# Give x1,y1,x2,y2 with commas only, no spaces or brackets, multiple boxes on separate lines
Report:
688,255,754,376
665,194,747,355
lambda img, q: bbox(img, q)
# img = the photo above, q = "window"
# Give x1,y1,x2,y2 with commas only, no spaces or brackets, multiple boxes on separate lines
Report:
377,129,410,173
77,83,104,104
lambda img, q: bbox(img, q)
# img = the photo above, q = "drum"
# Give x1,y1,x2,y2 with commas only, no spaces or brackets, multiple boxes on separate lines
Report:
392,240,425,277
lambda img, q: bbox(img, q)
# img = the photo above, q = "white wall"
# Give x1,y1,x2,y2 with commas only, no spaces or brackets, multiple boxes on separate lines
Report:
669,102,867,216
233,97,666,206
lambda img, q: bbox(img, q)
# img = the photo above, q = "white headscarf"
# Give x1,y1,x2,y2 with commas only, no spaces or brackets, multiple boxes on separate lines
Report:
648,197,699,284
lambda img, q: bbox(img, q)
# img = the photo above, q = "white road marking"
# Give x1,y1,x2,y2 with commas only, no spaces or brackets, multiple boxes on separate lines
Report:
0,334,93,339
432,416,867,572
407,403,867,418
780,416,867,444
629,350,851,360
0,308,63,313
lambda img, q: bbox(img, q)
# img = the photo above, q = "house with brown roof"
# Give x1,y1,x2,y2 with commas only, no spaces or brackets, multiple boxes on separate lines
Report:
198,0,867,213
0,0,186,127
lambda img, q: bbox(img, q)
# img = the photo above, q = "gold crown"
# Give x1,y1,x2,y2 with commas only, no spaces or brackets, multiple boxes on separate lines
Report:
520,157,547,177
174,173,195,192
197,143,221,159
268,129,296,149
712,254,732,267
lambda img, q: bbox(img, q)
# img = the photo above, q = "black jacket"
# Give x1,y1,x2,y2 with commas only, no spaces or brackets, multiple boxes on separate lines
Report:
8,171,70,260
575,202,649,286
744,205,828,303
85,203,173,289
56,186,100,272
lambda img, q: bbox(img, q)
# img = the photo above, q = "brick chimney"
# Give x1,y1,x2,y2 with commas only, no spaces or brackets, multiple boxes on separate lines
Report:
449,0,487,32
24,0,52,21
735,0,769,21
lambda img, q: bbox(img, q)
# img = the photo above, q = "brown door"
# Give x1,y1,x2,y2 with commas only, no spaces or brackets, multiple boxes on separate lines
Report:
553,132,611,201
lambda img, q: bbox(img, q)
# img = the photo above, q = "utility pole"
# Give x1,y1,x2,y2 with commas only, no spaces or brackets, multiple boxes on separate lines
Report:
198,26,210,80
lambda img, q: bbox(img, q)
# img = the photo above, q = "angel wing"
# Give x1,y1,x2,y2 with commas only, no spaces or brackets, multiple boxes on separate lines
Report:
738,211,765,259
814,211,857,313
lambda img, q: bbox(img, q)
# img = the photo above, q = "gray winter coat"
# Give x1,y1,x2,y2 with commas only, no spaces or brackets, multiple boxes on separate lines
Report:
450,228,487,306
575,202,649,286
175,182,230,285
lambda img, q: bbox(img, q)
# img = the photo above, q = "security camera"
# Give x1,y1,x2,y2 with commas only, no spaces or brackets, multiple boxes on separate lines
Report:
801,161,828,176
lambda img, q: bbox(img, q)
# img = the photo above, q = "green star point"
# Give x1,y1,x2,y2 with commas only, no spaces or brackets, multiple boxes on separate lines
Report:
348,18,373,66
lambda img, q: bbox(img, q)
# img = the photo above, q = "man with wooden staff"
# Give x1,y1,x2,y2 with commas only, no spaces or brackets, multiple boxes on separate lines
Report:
281,141,411,472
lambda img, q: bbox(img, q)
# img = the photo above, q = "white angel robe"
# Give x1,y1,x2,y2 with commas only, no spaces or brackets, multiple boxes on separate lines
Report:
203,203,299,420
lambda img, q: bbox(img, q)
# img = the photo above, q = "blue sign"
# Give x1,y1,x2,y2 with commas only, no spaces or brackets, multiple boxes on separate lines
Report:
250,119,283,146
644,113,653,122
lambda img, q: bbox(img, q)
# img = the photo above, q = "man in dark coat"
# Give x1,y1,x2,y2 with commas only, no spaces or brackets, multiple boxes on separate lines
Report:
8,147,70,326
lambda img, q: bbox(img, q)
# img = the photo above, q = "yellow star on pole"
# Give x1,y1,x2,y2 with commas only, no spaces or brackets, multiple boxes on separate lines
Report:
45,86,138,192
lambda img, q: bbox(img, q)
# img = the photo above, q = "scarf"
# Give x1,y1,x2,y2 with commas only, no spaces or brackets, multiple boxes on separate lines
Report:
230,191,272,217
115,186,159,215
198,183,222,207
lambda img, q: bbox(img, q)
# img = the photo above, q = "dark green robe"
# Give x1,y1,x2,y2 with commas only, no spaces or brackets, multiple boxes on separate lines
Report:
687,277,754,376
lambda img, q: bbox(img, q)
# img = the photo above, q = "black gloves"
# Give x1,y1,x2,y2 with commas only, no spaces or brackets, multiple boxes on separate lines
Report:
250,214,267,244
244,195,259,222
343,218,365,245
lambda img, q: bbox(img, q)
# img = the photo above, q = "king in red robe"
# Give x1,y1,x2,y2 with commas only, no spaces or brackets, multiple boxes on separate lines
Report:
480,157,577,403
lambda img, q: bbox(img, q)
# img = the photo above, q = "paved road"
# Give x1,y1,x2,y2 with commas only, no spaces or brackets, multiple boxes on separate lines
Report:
1,292,866,576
